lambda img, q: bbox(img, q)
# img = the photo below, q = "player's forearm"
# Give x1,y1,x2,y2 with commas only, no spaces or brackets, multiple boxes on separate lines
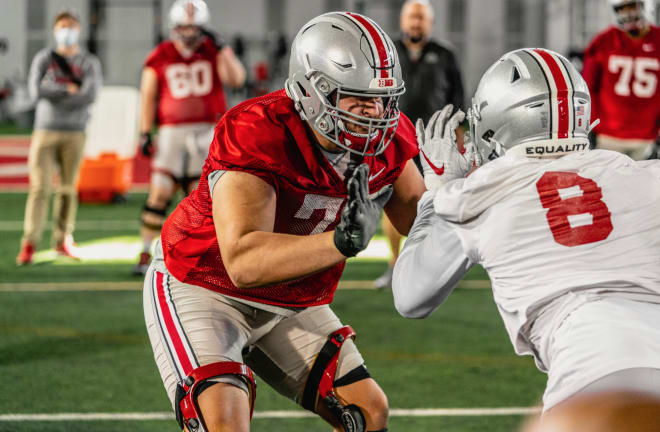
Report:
385,159,426,235
219,48,246,88
392,191,472,318
223,230,346,289
140,97,157,133
140,68,158,133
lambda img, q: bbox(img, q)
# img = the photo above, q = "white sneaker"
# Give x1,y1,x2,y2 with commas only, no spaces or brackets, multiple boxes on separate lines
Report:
374,266,393,290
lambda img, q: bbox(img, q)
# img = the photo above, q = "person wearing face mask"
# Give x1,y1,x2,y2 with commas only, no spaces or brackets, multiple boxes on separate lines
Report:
374,0,465,290
16,10,102,266
133,0,246,275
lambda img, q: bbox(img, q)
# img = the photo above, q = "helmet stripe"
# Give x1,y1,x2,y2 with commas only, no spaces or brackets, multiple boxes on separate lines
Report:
522,50,553,139
557,56,577,138
532,49,571,139
345,12,390,78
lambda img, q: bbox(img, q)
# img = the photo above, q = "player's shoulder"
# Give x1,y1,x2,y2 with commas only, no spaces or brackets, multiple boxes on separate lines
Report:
584,26,620,54
433,155,537,221
381,112,419,168
222,89,294,128
394,111,417,146
214,89,299,157
649,24,660,42
144,40,175,67
563,149,632,168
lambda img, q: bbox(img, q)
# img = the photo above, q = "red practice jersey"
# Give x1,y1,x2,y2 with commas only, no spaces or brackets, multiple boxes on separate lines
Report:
145,37,227,125
582,25,660,140
161,90,419,308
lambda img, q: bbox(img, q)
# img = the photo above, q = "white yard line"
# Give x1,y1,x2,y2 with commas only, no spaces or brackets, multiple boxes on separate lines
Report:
0,279,490,292
0,146,30,156
0,163,29,176
0,407,540,421
0,220,139,231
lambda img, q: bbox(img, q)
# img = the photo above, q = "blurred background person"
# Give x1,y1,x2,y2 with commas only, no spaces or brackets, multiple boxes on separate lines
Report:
582,0,659,160
134,0,245,275
522,391,660,432
375,0,465,289
16,9,102,266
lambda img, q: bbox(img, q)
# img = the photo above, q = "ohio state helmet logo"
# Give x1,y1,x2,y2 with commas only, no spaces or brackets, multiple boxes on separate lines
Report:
369,77,397,89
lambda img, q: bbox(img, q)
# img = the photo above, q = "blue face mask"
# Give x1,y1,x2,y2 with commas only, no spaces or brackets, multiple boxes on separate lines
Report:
54,28,80,47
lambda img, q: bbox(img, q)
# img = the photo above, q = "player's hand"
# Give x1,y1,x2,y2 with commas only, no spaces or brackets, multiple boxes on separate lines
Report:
416,104,476,190
139,132,154,157
334,164,393,258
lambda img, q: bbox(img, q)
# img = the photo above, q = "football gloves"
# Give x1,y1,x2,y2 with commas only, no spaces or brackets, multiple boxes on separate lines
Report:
334,164,393,258
139,132,154,157
416,104,478,190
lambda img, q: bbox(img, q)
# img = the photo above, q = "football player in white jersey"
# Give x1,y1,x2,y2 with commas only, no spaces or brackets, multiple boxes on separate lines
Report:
392,47,660,411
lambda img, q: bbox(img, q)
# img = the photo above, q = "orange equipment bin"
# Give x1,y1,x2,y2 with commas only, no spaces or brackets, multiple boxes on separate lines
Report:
77,153,133,203
76,86,140,203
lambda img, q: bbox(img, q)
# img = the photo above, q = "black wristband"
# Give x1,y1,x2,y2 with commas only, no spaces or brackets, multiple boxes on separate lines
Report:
333,225,361,258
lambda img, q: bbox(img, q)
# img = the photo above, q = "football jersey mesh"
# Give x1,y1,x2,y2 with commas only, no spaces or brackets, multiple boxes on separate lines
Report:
161,90,418,307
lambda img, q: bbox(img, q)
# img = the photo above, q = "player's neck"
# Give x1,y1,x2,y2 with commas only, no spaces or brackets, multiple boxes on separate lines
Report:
173,39,201,57
309,124,342,152
625,23,650,39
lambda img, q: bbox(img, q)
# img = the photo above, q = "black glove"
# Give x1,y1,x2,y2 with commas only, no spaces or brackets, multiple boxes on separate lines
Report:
139,132,154,157
334,164,393,257
200,27,224,50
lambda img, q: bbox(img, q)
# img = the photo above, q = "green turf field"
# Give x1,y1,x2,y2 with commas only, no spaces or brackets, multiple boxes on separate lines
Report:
0,192,546,431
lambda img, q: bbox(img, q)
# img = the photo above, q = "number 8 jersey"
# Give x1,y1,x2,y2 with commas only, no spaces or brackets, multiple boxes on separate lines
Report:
144,37,227,125
404,149,660,359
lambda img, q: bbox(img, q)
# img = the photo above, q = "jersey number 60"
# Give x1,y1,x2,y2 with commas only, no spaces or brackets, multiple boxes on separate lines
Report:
536,171,613,247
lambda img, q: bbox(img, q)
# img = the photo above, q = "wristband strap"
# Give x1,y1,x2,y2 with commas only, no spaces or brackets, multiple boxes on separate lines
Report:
333,226,361,258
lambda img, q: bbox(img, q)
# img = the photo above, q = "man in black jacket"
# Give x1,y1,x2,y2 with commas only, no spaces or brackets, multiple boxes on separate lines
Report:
375,0,465,289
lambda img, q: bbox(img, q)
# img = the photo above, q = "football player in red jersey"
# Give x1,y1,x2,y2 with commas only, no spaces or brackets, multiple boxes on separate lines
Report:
143,12,425,432
582,0,659,159
134,0,245,275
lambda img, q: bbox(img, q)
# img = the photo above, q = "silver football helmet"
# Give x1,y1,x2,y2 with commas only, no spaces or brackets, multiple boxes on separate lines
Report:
285,12,404,156
467,48,593,162
169,0,210,28
609,0,649,32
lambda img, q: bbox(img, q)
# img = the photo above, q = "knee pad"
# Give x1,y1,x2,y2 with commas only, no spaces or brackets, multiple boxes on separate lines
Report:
302,326,367,432
140,201,170,231
174,361,256,432
151,169,176,190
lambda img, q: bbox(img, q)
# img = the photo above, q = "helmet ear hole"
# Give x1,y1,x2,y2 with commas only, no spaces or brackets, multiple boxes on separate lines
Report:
511,67,521,83
482,130,495,143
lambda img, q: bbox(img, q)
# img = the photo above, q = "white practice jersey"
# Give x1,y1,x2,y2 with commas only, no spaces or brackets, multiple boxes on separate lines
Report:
393,149,660,363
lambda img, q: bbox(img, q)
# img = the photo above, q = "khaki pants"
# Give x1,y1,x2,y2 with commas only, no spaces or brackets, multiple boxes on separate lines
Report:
22,129,85,246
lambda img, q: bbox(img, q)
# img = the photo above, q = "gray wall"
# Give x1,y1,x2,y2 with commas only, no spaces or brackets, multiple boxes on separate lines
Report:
0,0,657,106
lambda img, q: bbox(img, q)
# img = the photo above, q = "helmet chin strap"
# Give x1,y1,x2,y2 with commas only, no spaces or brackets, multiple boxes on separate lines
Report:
336,119,380,153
